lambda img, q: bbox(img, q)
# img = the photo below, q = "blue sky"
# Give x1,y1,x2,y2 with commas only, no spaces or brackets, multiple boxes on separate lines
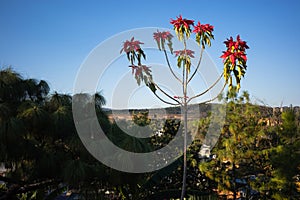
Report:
0,0,300,108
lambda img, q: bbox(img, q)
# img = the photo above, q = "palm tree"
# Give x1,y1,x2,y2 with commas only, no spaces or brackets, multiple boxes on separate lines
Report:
0,67,24,103
23,78,50,103
0,68,121,199
0,68,56,199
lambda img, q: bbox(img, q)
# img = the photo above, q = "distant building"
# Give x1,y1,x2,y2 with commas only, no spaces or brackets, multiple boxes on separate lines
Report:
0,163,6,185
0,163,6,175
199,144,211,158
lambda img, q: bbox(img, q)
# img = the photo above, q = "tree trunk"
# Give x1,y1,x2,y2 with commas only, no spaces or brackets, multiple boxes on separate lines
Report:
232,162,236,200
180,103,188,200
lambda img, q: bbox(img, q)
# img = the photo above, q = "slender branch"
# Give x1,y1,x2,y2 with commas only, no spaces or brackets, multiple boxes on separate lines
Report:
0,184,20,200
180,36,188,200
182,59,185,96
153,92,181,106
0,175,24,184
187,72,224,104
17,179,56,194
150,81,181,105
0,178,57,200
198,82,226,105
188,47,204,83
163,50,182,84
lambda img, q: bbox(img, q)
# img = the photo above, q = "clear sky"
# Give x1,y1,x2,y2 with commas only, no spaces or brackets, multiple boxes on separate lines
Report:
0,0,299,108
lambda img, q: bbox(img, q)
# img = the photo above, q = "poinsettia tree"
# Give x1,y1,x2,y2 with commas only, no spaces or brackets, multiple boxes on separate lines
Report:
120,15,249,199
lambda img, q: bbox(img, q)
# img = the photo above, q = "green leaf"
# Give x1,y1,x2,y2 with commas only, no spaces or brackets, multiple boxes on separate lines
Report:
147,82,157,93
136,77,141,86
191,158,197,168
144,75,148,85
156,40,161,51
177,57,182,68
161,39,165,50
126,52,130,61
141,49,146,60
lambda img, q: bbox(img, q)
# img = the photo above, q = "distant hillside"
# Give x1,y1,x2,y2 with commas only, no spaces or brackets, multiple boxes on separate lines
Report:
104,103,211,119
103,103,300,120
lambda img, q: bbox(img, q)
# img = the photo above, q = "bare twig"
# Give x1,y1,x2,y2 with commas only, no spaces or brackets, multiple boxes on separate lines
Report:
198,82,227,105
180,36,188,200
188,47,204,83
187,72,224,104
153,92,181,106
163,50,182,84
150,81,182,105
0,178,56,200
0,175,24,184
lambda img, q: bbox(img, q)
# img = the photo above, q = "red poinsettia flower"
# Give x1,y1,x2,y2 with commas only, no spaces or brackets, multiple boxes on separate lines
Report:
220,51,232,62
224,35,249,51
221,51,248,65
221,35,249,91
224,36,234,49
153,31,173,42
221,35,249,64
174,49,195,58
170,15,194,30
120,37,144,53
170,15,194,40
193,21,214,35
235,35,249,50
129,65,151,76
153,30,174,52
193,21,214,47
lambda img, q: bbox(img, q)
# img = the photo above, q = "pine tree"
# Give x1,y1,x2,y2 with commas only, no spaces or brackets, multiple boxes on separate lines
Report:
199,88,267,199
268,106,300,199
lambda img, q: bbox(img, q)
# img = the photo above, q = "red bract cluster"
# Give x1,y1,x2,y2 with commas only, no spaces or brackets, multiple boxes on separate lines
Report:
120,37,144,53
174,49,195,58
170,15,194,40
128,64,152,86
221,50,247,64
153,30,174,52
221,35,249,91
221,35,249,64
129,65,151,76
170,15,194,31
153,31,173,42
224,35,249,50
193,21,214,48
193,21,214,35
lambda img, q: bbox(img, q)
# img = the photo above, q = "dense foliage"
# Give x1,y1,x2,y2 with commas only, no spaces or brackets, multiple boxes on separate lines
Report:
0,68,299,199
